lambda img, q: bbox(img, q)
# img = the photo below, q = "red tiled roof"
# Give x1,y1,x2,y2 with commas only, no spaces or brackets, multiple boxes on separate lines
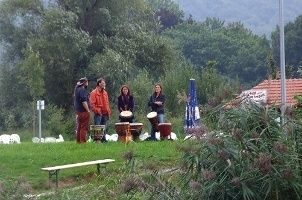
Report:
252,79,302,106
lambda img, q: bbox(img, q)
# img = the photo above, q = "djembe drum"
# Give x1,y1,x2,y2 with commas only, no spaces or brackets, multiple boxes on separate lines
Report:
115,122,132,142
158,123,172,139
130,123,143,140
90,125,105,143
147,112,158,131
119,110,133,123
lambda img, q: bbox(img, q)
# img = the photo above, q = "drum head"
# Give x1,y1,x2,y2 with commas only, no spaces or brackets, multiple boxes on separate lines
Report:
158,123,171,126
130,123,143,126
115,122,130,125
120,111,133,118
147,112,157,118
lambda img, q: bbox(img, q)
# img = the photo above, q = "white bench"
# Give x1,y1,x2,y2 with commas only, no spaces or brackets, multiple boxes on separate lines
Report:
41,159,115,187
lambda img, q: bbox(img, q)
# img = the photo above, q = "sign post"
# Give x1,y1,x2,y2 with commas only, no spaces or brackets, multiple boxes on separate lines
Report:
279,0,286,126
36,100,45,141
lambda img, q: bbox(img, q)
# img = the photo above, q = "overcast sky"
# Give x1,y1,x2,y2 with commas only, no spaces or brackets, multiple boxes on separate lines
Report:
176,0,302,36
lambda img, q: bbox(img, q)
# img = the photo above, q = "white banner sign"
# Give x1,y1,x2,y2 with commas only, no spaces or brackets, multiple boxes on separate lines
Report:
240,90,267,104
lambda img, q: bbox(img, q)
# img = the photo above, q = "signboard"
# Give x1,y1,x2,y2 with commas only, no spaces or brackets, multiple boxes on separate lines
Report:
240,89,267,104
36,100,45,110
36,100,45,140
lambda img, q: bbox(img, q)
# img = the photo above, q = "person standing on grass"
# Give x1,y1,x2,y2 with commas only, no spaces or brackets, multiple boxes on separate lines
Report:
74,77,90,143
117,85,135,123
148,83,165,140
90,78,111,141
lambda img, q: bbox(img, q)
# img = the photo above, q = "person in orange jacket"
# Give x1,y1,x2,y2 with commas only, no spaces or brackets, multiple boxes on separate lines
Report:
90,78,111,136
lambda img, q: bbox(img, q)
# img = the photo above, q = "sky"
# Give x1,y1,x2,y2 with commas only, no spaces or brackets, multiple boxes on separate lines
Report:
176,0,302,36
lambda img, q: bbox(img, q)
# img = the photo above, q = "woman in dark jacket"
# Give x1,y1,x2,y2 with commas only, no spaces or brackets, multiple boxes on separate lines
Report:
148,83,165,140
117,85,135,122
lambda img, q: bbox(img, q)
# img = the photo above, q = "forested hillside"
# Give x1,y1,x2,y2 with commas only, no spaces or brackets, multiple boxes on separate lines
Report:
176,0,302,36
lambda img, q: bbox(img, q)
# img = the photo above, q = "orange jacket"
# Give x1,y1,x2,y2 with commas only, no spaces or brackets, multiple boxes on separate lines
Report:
90,88,111,116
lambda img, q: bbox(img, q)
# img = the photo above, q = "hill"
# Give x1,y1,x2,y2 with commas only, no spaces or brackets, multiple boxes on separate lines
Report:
176,0,302,36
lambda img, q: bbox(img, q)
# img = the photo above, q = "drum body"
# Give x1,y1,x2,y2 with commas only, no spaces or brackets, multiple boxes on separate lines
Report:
115,122,132,142
130,123,143,140
147,112,158,131
120,111,133,123
90,125,105,142
158,123,172,139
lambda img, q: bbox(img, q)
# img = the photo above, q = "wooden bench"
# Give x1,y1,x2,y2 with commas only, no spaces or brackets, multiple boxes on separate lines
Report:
41,159,115,187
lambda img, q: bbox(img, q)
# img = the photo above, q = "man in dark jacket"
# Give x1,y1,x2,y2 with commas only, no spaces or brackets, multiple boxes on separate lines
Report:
74,77,90,143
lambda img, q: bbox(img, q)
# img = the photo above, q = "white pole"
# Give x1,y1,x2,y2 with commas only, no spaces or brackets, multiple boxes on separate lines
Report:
279,0,286,125
38,100,42,140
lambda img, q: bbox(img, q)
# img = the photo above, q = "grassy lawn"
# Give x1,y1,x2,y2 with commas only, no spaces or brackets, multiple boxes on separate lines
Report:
0,140,182,193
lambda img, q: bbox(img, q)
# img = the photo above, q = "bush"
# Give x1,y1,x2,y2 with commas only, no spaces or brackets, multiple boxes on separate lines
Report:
177,103,302,200
44,104,66,137
168,116,185,138
128,70,153,115
63,113,77,140
161,62,197,116
0,105,33,131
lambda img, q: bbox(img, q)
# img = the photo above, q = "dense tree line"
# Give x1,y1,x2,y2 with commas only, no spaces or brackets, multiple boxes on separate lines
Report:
163,18,271,84
0,0,195,132
0,0,301,135
271,15,302,78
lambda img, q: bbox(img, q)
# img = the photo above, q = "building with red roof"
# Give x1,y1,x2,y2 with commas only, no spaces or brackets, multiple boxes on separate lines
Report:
225,79,302,108
252,79,302,106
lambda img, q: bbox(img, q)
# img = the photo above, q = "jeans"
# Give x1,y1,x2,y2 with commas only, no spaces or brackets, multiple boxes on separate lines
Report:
94,114,109,142
158,114,164,123
150,113,165,140
94,114,109,126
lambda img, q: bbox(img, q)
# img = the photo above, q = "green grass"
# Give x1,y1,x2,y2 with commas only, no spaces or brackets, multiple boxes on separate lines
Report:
0,140,181,192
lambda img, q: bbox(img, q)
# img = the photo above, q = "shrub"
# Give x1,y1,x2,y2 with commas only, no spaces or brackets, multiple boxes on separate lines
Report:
177,103,302,200
129,70,153,115
44,104,66,136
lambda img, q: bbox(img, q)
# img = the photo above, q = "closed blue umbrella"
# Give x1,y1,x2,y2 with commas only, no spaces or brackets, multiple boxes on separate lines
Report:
185,79,200,133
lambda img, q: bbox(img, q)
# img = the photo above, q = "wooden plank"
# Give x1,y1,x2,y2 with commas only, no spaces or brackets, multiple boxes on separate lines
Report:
41,159,115,171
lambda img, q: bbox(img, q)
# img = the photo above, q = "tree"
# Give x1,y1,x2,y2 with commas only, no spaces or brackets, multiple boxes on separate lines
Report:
266,52,278,79
29,7,92,108
272,15,302,76
0,0,43,62
19,46,45,99
146,0,184,30
163,18,271,84
0,0,42,130
0,0,182,118
19,46,45,135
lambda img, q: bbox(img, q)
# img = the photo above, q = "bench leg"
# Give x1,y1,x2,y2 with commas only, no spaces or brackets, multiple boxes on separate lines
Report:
96,164,107,175
49,170,59,188
97,164,100,174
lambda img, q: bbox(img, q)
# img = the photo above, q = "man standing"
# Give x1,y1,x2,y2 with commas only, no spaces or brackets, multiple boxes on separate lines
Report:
74,77,90,143
90,78,111,139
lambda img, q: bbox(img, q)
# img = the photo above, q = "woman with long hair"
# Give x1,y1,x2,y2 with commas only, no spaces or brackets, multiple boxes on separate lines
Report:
117,85,135,123
147,83,165,140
